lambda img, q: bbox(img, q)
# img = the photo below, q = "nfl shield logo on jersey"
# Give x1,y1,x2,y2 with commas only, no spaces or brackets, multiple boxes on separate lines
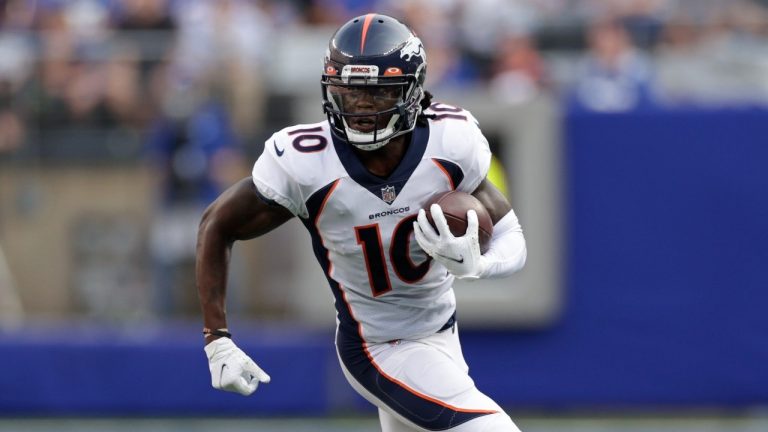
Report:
381,185,397,204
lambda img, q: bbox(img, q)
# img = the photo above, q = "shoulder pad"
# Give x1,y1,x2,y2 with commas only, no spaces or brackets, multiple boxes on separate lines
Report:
424,102,479,126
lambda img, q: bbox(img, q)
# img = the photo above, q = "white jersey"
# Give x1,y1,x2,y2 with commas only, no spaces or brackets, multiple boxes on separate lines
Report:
252,103,491,343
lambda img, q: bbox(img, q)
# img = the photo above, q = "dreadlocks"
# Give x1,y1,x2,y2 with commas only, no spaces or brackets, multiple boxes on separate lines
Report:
416,91,436,126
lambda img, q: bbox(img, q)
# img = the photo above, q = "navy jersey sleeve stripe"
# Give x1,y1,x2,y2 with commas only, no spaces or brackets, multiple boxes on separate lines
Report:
431,158,464,191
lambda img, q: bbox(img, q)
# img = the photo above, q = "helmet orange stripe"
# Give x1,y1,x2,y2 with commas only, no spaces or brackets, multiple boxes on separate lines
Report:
360,13,376,55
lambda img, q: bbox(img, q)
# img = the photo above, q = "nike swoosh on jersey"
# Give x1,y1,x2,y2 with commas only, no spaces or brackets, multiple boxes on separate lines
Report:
274,140,285,157
436,253,464,264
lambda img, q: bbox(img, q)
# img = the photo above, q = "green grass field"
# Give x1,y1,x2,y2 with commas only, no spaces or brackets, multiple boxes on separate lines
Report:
1,414,767,432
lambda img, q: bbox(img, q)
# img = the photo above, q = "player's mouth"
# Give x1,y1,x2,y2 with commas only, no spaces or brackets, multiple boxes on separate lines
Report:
349,116,378,132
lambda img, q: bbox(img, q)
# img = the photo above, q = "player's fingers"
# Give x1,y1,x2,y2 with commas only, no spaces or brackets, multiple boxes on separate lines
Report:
430,204,453,238
416,209,439,242
243,357,272,383
241,359,271,383
413,222,434,255
211,363,224,388
466,210,479,237
217,365,241,391
253,367,271,384
234,376,258,396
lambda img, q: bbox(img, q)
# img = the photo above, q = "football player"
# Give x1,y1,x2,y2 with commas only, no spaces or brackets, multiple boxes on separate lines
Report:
197,14,527,432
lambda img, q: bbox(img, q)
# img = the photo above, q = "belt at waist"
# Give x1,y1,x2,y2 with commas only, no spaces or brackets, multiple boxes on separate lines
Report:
438,311,457,333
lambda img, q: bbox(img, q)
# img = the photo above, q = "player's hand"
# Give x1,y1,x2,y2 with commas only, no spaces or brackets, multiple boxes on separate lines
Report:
413,204,486,280
204,337,271,396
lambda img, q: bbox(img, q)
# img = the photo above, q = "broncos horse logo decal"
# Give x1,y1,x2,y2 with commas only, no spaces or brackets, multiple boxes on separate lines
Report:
400,36,425,62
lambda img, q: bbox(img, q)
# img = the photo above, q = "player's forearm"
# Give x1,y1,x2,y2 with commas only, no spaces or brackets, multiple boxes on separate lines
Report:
478,209,526,279
196,218,233,330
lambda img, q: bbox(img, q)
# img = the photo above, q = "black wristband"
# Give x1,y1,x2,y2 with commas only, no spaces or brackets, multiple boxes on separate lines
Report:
203,328,232,339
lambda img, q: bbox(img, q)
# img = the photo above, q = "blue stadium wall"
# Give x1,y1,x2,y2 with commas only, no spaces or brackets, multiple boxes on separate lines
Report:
2,106,768,415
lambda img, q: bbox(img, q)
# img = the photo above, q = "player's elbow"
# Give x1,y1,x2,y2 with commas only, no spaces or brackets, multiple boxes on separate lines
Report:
197,204,216,238
197,205,231,248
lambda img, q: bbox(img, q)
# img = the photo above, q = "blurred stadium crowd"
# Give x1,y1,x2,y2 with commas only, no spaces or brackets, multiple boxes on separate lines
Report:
2,0,768,321
3,0,768,156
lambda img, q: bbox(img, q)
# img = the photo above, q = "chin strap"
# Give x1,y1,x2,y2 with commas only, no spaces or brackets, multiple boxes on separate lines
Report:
351,137,391,151
343,116,398,151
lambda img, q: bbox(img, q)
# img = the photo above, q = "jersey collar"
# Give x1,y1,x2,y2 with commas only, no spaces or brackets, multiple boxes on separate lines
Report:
331,122,430,205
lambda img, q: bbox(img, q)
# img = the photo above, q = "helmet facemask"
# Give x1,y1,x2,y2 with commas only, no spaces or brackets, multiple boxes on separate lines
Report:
322,67,425,151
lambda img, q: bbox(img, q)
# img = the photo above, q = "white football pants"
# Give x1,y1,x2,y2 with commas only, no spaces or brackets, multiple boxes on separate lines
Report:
336,324,521,432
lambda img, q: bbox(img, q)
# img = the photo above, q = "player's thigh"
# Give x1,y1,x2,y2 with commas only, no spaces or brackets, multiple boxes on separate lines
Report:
338,329,512,431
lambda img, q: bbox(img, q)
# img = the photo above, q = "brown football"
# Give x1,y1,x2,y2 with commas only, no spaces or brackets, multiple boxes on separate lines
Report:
423,191,493,253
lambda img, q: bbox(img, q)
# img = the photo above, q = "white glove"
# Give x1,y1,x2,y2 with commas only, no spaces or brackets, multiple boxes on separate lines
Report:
413,204,486,281
204,337,271,396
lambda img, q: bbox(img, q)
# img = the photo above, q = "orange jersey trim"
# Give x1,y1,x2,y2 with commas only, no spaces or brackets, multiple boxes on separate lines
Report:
433,159,456,190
